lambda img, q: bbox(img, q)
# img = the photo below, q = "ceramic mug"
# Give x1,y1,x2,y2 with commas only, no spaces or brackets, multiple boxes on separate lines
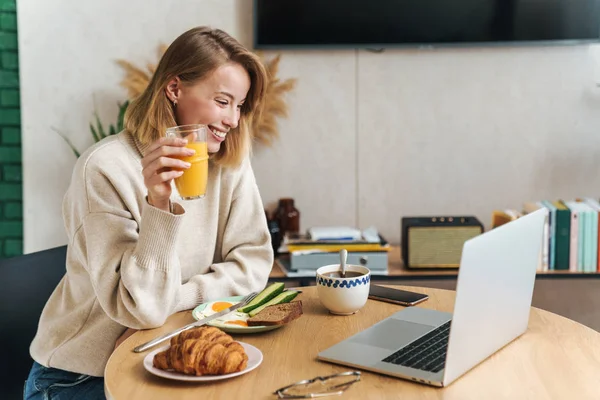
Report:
316,264,371,315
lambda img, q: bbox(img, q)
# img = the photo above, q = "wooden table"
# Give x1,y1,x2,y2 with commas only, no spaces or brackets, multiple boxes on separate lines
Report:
105,286,600,400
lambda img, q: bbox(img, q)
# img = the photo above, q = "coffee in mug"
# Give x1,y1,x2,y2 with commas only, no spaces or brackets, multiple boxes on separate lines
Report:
323,271,364,278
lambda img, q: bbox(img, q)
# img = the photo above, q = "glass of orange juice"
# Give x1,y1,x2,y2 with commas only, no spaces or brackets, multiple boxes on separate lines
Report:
166,124,209,200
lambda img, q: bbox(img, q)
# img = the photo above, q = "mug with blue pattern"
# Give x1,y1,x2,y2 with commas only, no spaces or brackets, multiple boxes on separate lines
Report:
316,274,370,288
316,264,371,315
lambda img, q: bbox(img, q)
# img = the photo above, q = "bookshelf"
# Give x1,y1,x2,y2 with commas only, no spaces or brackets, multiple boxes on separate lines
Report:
269,246,600,285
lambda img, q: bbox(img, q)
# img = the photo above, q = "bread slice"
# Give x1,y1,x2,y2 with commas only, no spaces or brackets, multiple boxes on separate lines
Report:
246,301,303,326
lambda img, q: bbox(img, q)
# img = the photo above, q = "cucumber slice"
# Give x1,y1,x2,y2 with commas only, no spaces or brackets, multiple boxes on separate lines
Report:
237,282,285,313
248,290,299,317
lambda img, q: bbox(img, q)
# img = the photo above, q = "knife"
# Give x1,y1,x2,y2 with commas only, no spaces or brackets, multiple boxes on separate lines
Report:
133,292,258,353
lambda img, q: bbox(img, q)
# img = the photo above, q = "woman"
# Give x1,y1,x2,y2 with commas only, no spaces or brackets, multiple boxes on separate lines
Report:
24,26,273,399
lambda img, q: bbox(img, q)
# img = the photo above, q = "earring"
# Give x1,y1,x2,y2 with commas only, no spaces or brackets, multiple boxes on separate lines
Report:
173,99,178,107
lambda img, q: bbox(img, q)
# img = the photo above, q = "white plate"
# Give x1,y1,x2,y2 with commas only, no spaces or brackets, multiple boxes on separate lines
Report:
143,341,263,382
192,296,282,334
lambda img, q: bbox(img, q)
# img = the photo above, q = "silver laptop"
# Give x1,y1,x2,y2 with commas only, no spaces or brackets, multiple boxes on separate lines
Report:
317,208,547,387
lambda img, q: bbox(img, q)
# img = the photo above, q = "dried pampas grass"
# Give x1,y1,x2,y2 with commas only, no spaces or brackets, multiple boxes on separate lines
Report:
115,45,296,147
254,53,297,146
115,44,167,99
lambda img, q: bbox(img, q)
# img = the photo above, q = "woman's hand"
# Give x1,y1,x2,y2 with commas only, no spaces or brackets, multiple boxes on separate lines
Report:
141,136,194,211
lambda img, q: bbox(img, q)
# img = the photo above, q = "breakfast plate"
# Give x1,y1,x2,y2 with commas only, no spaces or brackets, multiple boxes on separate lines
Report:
191,296,282,334
143,341,263,382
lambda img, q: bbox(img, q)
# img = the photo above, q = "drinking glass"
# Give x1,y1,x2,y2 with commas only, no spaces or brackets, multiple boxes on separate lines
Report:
165,124,209,200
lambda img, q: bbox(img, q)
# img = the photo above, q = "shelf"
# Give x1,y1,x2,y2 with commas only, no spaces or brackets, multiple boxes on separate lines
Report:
269,246,600,282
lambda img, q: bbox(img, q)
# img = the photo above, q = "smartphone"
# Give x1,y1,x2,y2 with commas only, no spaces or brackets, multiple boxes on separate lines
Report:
368,284,429,306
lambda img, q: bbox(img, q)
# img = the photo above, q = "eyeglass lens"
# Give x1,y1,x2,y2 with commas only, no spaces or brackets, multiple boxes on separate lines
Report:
280,373,359,397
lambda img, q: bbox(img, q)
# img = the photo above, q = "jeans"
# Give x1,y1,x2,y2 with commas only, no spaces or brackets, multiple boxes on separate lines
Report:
23,361,105,400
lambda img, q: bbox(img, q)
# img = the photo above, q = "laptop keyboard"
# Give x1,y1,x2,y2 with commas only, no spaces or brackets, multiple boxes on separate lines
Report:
382,320,451,373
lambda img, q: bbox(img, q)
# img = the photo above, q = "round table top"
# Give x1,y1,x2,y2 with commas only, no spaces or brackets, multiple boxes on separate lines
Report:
105,285,600,400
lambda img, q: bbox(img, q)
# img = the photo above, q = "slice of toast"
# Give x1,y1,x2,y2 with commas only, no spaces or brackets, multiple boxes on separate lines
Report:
246,301,303,326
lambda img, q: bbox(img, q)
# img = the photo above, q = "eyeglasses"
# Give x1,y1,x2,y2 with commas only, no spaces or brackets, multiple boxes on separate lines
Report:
273,371,361,399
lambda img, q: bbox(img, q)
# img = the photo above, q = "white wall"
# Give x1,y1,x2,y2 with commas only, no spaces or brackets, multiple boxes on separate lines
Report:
18,0,600,253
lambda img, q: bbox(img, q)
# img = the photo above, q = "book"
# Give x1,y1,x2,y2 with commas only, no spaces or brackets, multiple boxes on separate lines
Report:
308,226,362,241
577,202,592,272
583,198,600,272
551,201,571,271
282,229,390,253
578,200,598,272
563,201,583,272
540,201,557,270
286,242,390,253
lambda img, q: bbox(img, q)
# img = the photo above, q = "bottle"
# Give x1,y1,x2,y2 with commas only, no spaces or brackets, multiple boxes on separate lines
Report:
276,198,300,238
265,210,281,256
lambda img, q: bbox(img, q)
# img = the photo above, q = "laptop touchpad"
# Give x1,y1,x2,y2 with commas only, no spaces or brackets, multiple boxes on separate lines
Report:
351,319,435,351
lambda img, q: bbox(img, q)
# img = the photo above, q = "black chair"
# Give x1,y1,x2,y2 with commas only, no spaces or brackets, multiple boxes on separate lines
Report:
0,245,67,399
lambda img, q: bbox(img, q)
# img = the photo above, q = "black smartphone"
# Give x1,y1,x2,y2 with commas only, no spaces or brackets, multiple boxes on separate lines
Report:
368,284,429,306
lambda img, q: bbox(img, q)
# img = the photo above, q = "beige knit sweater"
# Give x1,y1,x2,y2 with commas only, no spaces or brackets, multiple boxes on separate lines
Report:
29,131,274,377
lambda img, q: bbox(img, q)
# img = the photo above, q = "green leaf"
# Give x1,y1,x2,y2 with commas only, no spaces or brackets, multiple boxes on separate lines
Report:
88,99,130,143
95,113,107,139
89,122,100,143
52,127,81,158
117,100,129,132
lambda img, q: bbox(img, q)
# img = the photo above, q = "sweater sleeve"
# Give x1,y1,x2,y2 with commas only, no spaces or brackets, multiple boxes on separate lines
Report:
174,161,274,311
69,165,186,329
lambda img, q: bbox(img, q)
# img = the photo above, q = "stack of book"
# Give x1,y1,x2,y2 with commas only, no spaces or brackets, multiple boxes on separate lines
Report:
277,226,390,277
492,198,600,272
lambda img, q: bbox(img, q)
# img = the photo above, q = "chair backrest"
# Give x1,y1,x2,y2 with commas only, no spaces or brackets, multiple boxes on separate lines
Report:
0,245,67,398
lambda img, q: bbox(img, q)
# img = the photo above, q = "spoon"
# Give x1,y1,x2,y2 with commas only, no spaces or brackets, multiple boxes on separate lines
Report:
339,249,348,278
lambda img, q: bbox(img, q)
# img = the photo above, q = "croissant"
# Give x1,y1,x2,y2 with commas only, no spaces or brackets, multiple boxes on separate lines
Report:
153,326,248,376
170,326,232,347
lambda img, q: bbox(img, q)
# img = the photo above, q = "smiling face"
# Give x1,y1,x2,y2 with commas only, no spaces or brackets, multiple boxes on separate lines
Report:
166,62,251,153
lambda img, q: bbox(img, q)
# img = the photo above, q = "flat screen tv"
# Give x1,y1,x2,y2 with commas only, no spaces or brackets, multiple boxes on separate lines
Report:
254,0,600,49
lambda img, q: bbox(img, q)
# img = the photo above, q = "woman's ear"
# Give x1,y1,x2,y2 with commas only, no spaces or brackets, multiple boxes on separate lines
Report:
165,77,181,104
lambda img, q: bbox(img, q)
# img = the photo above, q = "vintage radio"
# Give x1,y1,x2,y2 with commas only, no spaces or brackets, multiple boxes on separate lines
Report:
401,216,484,269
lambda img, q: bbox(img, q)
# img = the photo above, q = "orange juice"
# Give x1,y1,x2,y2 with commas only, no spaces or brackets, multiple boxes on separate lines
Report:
174,142,208,199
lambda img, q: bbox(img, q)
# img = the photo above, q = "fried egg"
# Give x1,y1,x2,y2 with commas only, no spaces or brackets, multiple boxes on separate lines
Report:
200,301,234,316
223,319,249,327
200,300,252,328
210,301,234,313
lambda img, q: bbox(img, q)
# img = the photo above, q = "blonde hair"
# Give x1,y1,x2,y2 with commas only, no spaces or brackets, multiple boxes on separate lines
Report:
124,26,267,167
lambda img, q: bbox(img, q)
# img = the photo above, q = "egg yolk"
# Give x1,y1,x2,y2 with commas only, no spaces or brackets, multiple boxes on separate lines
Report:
225,320,248,327
211,302,233,312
